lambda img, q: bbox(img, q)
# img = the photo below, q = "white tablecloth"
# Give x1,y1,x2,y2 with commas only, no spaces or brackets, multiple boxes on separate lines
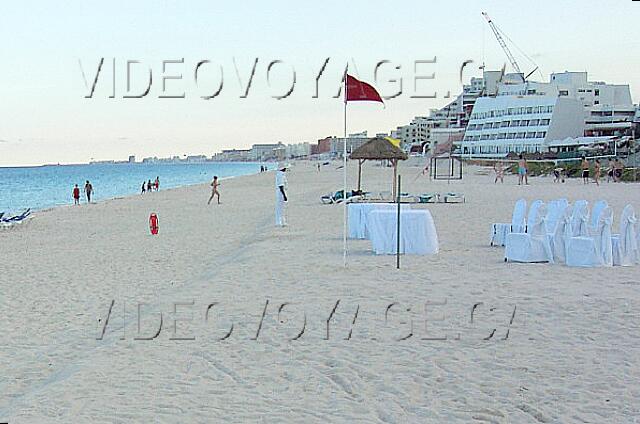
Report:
348,203,411,239
367,209,438,255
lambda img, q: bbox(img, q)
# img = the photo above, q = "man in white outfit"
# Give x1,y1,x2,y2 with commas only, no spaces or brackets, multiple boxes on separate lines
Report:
275,164,288,226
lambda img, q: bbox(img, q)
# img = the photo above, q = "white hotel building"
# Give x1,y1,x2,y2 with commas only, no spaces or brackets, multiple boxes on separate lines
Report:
460,71,634,157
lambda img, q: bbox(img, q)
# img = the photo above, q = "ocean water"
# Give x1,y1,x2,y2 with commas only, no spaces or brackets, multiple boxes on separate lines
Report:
0,162,269,213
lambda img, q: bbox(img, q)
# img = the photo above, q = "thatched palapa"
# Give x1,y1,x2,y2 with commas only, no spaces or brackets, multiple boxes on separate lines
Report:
349,137,408,200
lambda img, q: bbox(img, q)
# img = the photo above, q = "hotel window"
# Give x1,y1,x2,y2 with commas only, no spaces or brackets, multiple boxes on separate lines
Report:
529,119,539,126
520,107,526,114
527,89,536,95
540,119,550,125
481,135,490,140
510,120,519,127
559,90,568,96
517,132,525,138
595,89,600,96
498,133,506,139
508,133,516,138
526,132,536,139
536,132,546,138
594,100,599,105
490,134,498,140
526,107,533,114
520,120,529,127
547,106,554,113
501,121,509,127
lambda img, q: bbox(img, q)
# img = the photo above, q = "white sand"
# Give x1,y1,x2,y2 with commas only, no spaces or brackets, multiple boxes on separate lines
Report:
1,161,639,423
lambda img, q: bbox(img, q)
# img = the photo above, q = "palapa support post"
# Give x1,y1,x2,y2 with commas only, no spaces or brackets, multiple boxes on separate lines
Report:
396,174,401,269
357,159,364,191
392,159,398,201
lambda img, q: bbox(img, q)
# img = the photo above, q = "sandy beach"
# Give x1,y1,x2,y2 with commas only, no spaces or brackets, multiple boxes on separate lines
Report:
1,161,639,423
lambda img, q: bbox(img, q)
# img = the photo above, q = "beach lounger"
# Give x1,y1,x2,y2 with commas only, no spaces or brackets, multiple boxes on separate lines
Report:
418,193,440,203
443,192,465,203
321,190,364,204
1,209,32,228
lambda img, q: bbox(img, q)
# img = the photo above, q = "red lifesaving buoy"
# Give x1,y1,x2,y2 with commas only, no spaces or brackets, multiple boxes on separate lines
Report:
149,213,159,235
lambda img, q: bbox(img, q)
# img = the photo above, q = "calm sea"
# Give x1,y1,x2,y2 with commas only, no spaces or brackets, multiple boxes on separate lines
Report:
0,162,269,213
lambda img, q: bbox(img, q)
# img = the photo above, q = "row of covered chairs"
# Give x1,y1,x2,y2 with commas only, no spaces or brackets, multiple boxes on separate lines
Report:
493,199,638,267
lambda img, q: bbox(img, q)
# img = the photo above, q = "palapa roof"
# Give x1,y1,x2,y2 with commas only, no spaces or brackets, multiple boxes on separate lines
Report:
349,137,408,161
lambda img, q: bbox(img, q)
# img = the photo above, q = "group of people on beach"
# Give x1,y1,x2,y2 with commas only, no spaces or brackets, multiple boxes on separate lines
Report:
72,181,93,205
141,177,160,194
493,154,627,186
579,157,625,185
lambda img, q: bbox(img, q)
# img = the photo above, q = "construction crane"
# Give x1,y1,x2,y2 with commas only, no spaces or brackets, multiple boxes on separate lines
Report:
482,11,522,75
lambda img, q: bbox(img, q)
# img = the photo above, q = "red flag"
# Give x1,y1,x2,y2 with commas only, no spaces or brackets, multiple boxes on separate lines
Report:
345,74,383,103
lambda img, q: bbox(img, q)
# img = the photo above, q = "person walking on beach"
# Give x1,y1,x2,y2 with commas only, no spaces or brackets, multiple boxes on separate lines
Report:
275,164,288,227
517,154,529,185
141,182,146,194
84,180,93,203
581,157,590,184
147,180,152,192
613,158,624,182
493,161,504,183
208,176,220,205
154,176,160,191
72,184,80,205
594,159,601,186
606,160,615,183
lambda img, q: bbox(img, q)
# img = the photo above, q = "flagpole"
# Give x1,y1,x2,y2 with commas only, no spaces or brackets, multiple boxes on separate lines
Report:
343,72,348,268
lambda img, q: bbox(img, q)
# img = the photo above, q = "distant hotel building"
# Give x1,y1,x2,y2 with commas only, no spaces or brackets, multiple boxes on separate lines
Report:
460,71,635,157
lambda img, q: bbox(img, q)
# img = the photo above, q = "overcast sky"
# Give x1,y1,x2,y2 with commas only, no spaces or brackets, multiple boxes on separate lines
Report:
1,0,638,166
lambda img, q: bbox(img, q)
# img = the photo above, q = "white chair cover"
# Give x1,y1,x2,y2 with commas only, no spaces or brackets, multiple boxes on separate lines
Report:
545,199,569,235
551,208,572,263
612,205,639,266
570,200,590,237
505,202,553,263
526,200,544,230
590,200,608,228
566,207,613,267
491,199,526,246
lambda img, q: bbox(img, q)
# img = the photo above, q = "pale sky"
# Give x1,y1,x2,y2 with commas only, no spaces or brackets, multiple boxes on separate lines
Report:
0,0,638,166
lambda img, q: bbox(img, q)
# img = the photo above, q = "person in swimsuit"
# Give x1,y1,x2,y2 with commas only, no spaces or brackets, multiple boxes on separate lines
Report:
594,159,601,186
208,176,220,205
84,180,93,203
73,184,80,205
517,154,528,185
147,180,152,192
141,182,146,194
155,176,160,191
613,158,624,182
493,161,504,184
